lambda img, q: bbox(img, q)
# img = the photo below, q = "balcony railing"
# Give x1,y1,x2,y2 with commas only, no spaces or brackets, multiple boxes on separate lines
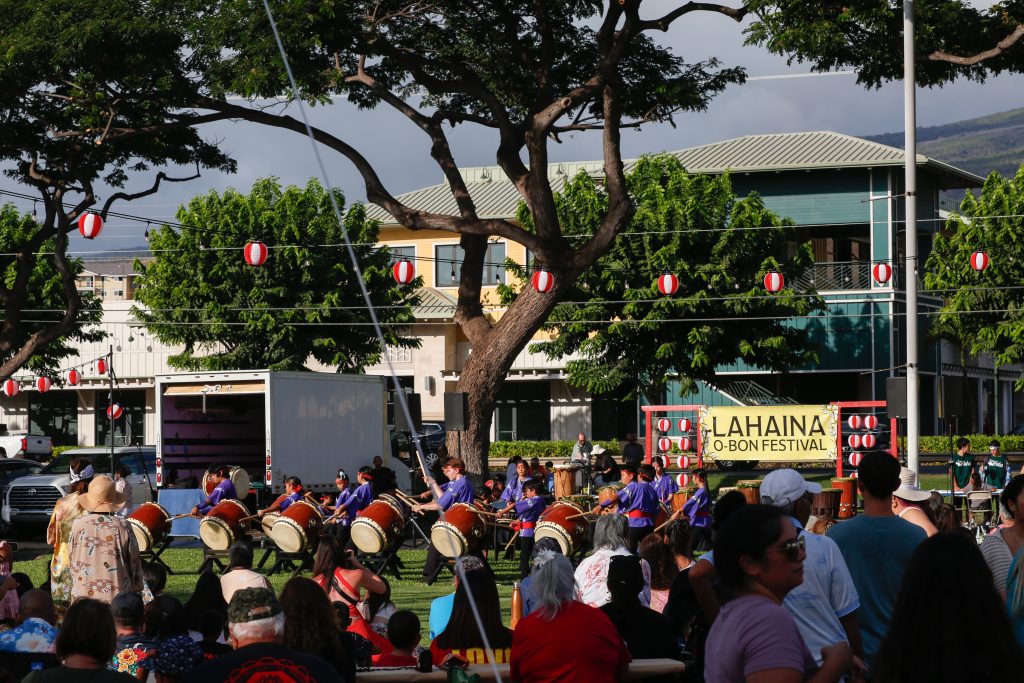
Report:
795,261,873,292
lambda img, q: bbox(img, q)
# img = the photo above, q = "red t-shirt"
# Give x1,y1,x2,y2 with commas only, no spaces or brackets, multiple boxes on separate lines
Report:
374,652,418,668
429,638,512,667
510,601,631,683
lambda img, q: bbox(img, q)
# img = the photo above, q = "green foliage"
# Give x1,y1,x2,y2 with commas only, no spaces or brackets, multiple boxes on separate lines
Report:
502,155,823,401
487,440,621,460
132,178,419,371
902,434,1024,454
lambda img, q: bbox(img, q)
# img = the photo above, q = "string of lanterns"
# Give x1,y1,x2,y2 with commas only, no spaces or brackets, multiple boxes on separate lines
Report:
0,354,117,413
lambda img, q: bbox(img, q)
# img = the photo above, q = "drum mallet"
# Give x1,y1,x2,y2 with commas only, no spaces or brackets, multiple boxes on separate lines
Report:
503,531,521,552
565,512,596,521
166,513,196,521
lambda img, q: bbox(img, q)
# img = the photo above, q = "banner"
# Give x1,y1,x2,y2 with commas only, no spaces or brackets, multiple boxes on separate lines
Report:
699,404,839,462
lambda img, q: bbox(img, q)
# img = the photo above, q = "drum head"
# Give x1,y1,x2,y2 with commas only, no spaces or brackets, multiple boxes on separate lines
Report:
351,519,385,554
535,524,571,555
261,512,281,536
128,519,154,552
230,467,252,496
431,523,467,558
200,518,234,550
271,519,307,553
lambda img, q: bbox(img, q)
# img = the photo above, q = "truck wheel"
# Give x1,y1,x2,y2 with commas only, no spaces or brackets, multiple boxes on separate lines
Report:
0,448,6,458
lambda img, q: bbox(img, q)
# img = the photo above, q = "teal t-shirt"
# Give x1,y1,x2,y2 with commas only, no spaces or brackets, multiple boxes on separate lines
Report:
951,452,977,488
983,455,1010,489
826,515,926,669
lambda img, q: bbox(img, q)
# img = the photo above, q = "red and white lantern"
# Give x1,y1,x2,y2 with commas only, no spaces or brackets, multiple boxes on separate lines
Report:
2,380,19,398
65,369,81,386
862,433,878,449
107,403,123,420
970,250,989,272
676,455,691,469
657,273,679,296
392,259,416,285
531,269,554,294
657,436,672,452
244,241,268,267
847,434,861,449
95,358,107,375
849,452,864,467
35,377,52,393
864,415,879,430
676,473,691,488
763,270,785,293
872,262,893,285
679,436,692,452
657,418,672,433
77,212,104,239
847,415,862,430
678,417,692,433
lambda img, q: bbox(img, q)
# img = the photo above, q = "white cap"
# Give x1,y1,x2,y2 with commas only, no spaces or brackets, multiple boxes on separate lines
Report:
760,469,821,508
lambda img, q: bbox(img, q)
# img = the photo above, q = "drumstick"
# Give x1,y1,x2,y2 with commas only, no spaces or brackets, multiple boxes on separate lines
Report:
472,509,500,518
503,531,520,552
239,514,260,523
565,512,596,521
166,513,195,521
392,490,420,507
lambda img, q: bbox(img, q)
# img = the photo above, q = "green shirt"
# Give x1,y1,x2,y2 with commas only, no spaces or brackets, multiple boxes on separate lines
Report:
951,452,977,488
983,455,1009,489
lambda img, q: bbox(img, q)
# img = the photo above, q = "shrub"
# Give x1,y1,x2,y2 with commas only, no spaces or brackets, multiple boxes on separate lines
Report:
487,440,621,462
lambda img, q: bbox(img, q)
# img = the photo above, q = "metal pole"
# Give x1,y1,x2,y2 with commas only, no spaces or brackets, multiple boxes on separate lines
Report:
904,0,920,476
108,345,115,476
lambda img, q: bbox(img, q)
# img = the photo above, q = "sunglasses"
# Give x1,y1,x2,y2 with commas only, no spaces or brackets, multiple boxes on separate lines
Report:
770,535,806,561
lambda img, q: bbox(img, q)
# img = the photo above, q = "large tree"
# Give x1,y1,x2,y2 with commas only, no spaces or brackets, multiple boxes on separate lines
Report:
506,156,822,404
132,178,419,371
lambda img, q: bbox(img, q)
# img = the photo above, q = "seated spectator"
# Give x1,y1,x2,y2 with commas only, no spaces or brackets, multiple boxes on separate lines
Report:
0,589,57,653
43,597,137,681
428,555,486,638
109,591,157,680
184,571,227,641
191,587,345,681
220,542,271,604
334,601,375,669
280,576,354,679
519,538,562,618
874,532,1024,681
980,475,1024,601
357,575,396,638
11,572,33,599
638,532,677,613
575,514,652,608
430,568,513,666
934,502,971,537
510,550,630,683
892,467,939,537
144,595,188,643
195,609,232,661
662,520,700,645
153,634,202,683
311,534,387,653
142,562,168,596
600,555,677,661
374,610,420,667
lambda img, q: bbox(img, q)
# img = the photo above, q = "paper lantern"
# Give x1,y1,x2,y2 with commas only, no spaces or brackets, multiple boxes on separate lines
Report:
862,433,878,449
676,473,691,487
970,250,989,272
847,434,861,449
763,270,784,293
77,212,103,239
244,241,268,267
676,455,691,469
847,415,862,430
35,377,52,393
2,380,19,398
657,418,671,433
392,259,415,285
679,436,692,451
107,403,123,420
65,369,81,386
657,437,672,452
864,414,878,430
657,273,679,296
95,358,107,375
531,269,554,294
872,262,893,284
849,452,864,467
678,417,692,433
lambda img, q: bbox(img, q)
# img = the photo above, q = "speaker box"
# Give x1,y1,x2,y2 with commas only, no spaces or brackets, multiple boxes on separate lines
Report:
394,392,422,433
886,377,912,418
444,392,469,431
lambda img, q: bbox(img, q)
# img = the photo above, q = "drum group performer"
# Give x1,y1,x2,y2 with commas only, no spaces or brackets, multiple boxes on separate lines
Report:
341,466,376,521
651,456,678,504
413,457,475,580
191,464,238,517
256,476,304,518
591,464,660,550
321,469,353,542
498,480,545,579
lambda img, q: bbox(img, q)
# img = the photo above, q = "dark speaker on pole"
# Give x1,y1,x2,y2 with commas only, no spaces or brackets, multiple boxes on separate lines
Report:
886,377,909,418
394,392,422,433
444,392,469,431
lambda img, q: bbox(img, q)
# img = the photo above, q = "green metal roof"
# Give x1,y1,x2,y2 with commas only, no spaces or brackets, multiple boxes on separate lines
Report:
411,287,457,319
366,131,983,224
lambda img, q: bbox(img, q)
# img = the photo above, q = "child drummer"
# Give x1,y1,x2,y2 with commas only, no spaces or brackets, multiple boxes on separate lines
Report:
191,464,238,517
498,479,545,579
256,476,305,518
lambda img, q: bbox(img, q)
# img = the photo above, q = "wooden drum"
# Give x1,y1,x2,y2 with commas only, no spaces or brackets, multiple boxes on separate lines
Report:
553,466,577,499
199,499,250,550
737,480,762,505
430,501,487,558
270,501,324,553
351,494,407,554
832,477,858,519
811,488,842,519
597,484,623,514
201,466,252,497
128,502,171,552
535,500,590,556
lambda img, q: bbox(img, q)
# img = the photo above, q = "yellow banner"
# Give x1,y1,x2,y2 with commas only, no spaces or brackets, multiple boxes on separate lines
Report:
699,404,839,462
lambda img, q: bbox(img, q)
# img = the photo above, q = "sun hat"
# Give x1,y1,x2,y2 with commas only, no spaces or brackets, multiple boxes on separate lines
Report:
591,444,606,455
893,467,932,502
760,469,822,508
79,475,127,513
228,587,281,625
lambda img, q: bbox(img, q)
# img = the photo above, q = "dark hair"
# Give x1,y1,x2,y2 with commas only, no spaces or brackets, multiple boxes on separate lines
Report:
955,437,970,450
142,562,167,594
144,595,187,640
197,608,226,642
638,532,678,590
11,572,33,597
312,534,351,577
386,610,421,650
622,464,639,476
666,518,693,559
652,456,664,468
856,452,901,499
116,463,132,478
874,533,1024,682
545,461,553,468
280,576,351,674
213,464,232,479
284,475,303,490
228,541,254,569
934,504,962,534
364,576,393,622
370,467,399,497
713,490,747,530
1001,475,1024,517
183,571,227,631
522,479,544,495
508,455,522,465
989,439,1001,449
57,598,117,661
638,464,656,481
607,555,645,603
693,468,707,482
713,504,786,592
435,568,512,651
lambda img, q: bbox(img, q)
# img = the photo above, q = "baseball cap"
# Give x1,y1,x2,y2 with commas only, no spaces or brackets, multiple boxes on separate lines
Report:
111,591,144,623
228,587,282,624
760,469,821,508
154,634,202,675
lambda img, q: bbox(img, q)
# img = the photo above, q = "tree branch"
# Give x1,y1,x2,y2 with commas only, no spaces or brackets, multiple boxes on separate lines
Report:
99,167,202,218
928,24,1024,65
639,1,748,31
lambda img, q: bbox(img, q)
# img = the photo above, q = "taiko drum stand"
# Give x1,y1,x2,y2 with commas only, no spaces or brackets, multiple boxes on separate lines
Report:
138,535,175,574
356,516,430,580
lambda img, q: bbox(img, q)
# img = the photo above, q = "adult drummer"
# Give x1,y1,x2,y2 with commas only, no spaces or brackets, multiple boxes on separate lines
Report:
256,476,304,518
651,457,678,504
413,457,476,581
591,464,660,550
191,465,238,517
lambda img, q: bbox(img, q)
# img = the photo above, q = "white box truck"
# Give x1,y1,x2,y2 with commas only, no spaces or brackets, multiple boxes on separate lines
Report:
155,371,409,502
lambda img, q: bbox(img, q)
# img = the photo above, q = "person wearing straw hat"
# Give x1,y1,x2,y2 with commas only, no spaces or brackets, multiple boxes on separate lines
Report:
892,467,939,537
67,475,145,606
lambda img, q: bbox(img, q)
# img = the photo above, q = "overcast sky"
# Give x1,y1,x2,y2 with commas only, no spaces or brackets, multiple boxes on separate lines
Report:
5,4,1023,254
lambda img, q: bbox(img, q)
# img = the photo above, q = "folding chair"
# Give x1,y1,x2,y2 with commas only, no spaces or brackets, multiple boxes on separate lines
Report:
965,490,994,533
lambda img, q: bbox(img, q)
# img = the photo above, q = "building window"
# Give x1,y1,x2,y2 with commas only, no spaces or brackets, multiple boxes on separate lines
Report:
96,389,146,446
113,290,124,298
29,391,78,447
435,243,506,287
385,245,415,265
385,346,412,363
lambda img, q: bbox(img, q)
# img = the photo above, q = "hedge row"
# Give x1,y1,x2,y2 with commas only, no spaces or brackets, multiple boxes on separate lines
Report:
900,434,1024,454
488,440,621,461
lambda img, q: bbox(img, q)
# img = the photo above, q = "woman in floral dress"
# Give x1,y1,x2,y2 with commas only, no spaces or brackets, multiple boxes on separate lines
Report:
46,458,92,618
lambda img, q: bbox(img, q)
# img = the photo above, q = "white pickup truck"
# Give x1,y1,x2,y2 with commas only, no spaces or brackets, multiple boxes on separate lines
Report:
0,428,51,460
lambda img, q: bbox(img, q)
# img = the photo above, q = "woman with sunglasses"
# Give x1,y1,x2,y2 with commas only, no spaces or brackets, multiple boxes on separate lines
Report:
704,505,852,683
